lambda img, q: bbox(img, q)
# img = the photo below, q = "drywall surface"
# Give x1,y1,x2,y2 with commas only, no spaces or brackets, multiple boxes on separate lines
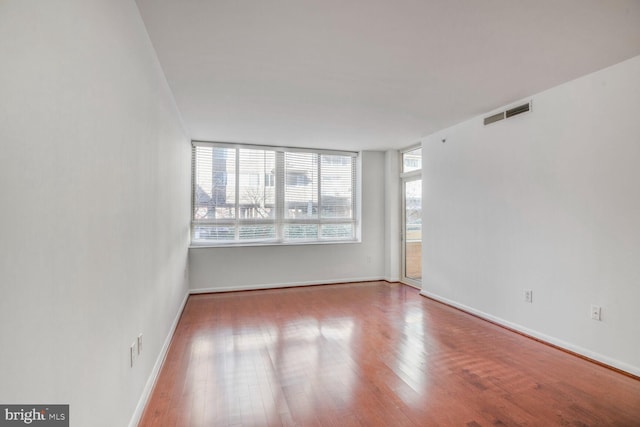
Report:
0,1,191,426
384,150,401,282
189,151,386,292
421,55,640,375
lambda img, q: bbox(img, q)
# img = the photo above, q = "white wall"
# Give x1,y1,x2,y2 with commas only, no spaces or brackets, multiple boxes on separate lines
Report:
384,150,401,282
189,151,386,292
0,1,191,426
421,55,640,375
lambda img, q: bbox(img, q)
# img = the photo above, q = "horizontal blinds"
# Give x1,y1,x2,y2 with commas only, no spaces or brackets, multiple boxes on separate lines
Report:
192,140,357,157
192,142,357,244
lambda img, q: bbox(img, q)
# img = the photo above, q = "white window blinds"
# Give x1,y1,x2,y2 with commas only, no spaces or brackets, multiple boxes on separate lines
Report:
192,142,358,245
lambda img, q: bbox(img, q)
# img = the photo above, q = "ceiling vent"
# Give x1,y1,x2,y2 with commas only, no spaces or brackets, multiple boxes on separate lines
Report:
484,101,531,126
506,102,530,118
483,112,505,125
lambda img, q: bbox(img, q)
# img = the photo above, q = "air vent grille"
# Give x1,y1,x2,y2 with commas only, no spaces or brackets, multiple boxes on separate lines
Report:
506,103,530,118
483,112,505,125
484,101,531,126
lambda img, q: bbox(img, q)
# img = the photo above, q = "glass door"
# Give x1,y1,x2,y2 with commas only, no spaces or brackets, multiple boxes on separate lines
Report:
403,178,422,284
401,146,422,287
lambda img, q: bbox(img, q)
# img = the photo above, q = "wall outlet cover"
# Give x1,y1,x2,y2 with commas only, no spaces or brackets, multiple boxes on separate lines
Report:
130,342,137,367
524,289,533,303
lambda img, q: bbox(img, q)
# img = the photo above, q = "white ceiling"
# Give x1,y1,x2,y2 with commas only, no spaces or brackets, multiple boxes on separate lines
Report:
136,0,640,151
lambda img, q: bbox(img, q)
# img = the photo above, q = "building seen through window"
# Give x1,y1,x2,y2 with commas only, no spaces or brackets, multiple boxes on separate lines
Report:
192,143,358,244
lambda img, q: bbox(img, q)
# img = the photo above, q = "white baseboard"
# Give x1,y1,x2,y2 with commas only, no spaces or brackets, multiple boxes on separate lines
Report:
419,289,640,378
128,291,189,427
190,276,386,294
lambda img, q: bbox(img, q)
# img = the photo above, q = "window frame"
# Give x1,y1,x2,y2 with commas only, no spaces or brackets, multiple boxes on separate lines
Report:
190,141,360,247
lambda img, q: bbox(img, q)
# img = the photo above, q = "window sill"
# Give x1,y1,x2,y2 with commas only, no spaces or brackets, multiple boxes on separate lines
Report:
189,238,361,249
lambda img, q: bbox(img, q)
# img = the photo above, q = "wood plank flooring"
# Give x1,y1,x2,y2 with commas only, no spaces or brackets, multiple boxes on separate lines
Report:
139,281,640,426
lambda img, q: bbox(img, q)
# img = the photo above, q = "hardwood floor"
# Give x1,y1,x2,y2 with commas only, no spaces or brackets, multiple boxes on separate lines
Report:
139,282,640,426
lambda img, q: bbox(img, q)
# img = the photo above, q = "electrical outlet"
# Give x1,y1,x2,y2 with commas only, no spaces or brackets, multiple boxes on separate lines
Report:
130,342,137,367
591,305,602,321
137,334,143,355
524,289,533,303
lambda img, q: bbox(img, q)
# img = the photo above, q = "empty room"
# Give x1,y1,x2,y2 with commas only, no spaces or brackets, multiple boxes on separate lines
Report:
1,0,640,426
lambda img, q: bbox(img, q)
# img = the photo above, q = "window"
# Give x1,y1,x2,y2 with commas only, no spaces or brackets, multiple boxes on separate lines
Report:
192,141,358,245
264,173,275,187
402,147,422,173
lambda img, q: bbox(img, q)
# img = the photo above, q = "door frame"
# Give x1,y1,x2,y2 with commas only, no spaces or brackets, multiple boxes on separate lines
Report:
400,145,422,288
